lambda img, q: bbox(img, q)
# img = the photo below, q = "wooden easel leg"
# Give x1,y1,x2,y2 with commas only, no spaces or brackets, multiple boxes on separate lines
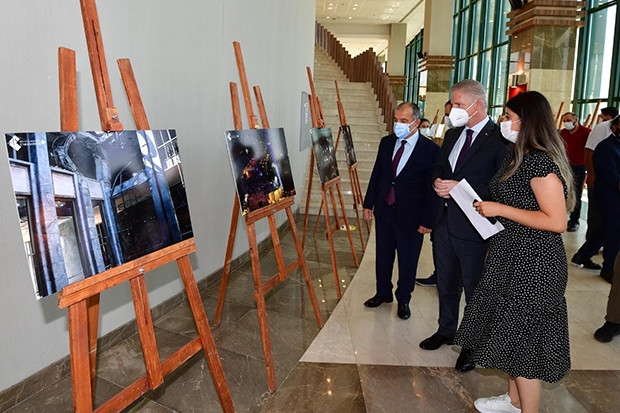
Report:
215,195,241,326
322,192,342,299
177,256,235,413
267,214,287,282
285,207,323,328
336,182,359,268
68,301,94,413
302,151,315,248
328,186,342,229
86,295,99,394
312,202,323,237
348,169,365,252
129,276,164,389
247,223,277,392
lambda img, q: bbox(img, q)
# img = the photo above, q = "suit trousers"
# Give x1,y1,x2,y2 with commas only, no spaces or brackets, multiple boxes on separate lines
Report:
433,214,488,338
577,189,605,259
569,165,586,224
374,204,424,304
606,252,620,323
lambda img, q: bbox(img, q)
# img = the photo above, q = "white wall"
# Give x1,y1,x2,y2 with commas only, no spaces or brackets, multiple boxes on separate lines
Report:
0,0,315,392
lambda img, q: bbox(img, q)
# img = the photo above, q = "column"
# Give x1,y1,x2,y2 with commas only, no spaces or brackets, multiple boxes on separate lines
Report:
419,0,455,123
506,0,586,115
388,23,407,101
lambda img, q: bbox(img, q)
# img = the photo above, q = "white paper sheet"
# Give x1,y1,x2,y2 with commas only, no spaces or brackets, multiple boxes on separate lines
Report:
449,179,504,240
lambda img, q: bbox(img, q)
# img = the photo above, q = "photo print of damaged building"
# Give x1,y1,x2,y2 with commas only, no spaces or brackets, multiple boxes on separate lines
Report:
5,129,193,299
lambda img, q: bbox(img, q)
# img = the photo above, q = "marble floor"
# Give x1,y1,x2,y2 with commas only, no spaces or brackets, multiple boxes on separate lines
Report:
4,213,620,412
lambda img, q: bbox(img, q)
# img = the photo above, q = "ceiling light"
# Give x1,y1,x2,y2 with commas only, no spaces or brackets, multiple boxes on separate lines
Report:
348,16,352,19
388,8,393,12
328,6,332,9
353,7,357,10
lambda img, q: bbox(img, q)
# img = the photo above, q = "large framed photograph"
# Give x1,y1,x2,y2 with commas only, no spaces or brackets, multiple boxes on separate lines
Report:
5,130,193,299
310,127,339,184
225,128,296,215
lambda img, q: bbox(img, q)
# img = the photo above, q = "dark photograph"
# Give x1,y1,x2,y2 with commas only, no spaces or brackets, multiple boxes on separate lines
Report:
340,124,357,167
5,130,193,299
225,128,296,215
311,127,339,184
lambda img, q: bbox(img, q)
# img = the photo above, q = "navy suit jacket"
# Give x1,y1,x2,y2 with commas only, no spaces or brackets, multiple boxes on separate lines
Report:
364,133,440,231
432,119,509,241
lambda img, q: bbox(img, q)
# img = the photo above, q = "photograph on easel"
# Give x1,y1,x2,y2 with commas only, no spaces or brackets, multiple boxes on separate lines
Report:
340,124,357,167
310,127,339,184
5,129,193,299
225,127,296,216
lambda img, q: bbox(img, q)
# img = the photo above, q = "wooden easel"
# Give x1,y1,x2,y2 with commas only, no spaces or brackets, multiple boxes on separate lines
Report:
301,67,359,300
56,1,234,412
333,80,370,244
213,41,323,393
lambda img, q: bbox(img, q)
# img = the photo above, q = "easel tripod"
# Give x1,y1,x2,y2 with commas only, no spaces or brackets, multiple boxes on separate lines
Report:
56,1,233,411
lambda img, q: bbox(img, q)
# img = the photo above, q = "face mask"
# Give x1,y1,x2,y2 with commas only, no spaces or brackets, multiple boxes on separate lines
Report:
419,127,431,136
444,116,453,129
563,121,575,130
500,120,519,143
449,101,477,128
394,121,414,139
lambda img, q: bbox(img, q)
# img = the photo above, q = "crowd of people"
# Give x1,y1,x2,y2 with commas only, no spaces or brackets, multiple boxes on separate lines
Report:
362,79,619,413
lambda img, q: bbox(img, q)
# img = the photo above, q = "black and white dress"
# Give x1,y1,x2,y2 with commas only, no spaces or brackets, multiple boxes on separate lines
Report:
454,150,570,383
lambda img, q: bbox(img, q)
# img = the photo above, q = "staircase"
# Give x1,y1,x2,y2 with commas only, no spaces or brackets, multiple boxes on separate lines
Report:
300,46,388,217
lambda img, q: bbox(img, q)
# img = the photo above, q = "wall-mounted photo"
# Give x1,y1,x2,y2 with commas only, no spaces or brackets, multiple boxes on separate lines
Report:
225,128,296,215
310,127,339,184
340,124,357,167
5,130,193,299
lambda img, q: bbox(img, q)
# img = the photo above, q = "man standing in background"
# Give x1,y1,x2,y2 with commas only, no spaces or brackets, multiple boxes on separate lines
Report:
572,107,619,271
560,112,590,232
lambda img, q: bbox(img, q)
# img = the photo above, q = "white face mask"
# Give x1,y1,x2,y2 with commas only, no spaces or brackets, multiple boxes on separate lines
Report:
563,121,575,130
419,127,431,137
393,121,414,139
449,101,478,128
444,116,453,129
500,120,519,143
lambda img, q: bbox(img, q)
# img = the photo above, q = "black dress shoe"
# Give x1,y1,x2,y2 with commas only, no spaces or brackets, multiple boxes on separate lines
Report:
419,332,453,350
601,269,614,284
571,253,602,270
364,294,393,308
397,303,411,320
455,348,475,372
416,272,437,287
567,221,579,232
594,321,620,342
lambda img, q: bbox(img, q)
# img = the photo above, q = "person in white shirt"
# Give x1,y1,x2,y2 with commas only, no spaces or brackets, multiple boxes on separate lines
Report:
571,107,619,279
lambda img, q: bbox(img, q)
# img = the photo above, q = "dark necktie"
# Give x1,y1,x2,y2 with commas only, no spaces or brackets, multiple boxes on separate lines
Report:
385,140,406,206
455,129,473,170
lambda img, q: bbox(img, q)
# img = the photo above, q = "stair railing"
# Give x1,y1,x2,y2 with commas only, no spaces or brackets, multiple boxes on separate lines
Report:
315,22,395,133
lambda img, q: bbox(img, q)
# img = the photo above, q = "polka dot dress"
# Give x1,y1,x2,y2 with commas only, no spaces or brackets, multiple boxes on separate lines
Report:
454,150,570,383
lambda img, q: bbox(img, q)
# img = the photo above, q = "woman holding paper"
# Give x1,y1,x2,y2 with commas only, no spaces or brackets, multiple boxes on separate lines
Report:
454,91,575,413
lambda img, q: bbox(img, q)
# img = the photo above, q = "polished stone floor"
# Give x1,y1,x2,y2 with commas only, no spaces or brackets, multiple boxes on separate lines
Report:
4,213,620,412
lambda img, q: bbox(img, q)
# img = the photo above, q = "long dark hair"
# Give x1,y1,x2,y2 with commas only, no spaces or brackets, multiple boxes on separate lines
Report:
503,91,575,210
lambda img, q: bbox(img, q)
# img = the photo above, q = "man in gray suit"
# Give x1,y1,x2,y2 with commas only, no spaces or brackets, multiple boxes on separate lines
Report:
419,79,509,372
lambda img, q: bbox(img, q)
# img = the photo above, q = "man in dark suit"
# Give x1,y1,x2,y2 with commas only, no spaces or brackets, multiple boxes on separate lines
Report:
363,102,440,320
418,79,509,371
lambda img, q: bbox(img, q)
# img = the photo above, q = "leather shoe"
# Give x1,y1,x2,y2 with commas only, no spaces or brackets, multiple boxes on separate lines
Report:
455,348,475,372
364,294,393,308
419,332,453,350
397,303,411,320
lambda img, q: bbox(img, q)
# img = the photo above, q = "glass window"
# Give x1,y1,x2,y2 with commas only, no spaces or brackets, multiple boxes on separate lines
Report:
452,0,510,110
574,1,619,120
581,6,616,99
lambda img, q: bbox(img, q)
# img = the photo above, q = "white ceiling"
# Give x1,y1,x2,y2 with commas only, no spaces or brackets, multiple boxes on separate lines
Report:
315,0,425,57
